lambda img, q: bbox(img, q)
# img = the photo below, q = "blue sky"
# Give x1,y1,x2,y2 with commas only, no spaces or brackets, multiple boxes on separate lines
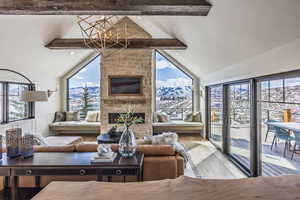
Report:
155,52,192,88
69,56,101,88
69,52,192,89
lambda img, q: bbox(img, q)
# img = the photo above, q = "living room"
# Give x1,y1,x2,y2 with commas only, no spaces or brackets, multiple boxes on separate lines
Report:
1,0,300,200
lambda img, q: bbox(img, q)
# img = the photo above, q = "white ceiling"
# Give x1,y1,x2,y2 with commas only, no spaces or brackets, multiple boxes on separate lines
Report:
1,0,300,82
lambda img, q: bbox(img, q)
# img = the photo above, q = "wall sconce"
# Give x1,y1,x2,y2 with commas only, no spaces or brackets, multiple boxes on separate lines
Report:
21,87,58,102
47,87,58,97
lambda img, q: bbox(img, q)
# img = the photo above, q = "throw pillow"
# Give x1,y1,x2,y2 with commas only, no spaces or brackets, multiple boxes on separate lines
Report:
193,112,202,122
184,112,194,122
66,111,80,121
157,112,170,122
32,135,48,146
153,112,159,123
97,111,101,122
85,111,98,122
151,132,178,145
53,111,66,122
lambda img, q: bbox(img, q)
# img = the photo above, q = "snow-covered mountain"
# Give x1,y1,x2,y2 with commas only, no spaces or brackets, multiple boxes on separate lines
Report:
156,86,192,98
68,86,100,99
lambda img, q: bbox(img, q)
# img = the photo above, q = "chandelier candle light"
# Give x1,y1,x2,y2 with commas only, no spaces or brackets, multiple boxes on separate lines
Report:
77,15,128,57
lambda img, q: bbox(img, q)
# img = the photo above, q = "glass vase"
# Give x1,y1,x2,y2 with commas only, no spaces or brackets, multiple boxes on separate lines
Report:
118,126,137,158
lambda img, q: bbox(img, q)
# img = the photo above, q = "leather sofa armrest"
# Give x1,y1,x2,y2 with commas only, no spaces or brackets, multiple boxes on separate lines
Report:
175,154,185,177
143,156,177,181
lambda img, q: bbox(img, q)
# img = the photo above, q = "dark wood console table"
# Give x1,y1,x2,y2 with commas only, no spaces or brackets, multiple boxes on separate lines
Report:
0,152,144,200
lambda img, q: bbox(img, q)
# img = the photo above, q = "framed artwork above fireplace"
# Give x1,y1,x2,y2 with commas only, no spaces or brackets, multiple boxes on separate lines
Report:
108,76,143,96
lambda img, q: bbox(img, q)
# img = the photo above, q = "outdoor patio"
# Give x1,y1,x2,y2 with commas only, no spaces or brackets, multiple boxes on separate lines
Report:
211,125,300,176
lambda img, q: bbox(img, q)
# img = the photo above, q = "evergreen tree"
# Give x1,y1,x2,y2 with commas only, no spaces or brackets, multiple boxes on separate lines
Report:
80,86,94,119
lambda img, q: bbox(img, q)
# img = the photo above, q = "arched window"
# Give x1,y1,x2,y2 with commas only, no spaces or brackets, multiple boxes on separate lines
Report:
155,51,193,120
67,55,101,119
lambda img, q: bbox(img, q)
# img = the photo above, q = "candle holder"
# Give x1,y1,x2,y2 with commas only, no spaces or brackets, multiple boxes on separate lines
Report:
6,128,22,158
20,134,34,158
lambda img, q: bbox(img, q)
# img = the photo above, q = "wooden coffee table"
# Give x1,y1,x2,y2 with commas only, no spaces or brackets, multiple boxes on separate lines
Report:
0,152,144,200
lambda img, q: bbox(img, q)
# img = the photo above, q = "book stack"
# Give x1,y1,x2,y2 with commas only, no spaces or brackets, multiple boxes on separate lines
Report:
91,152,117,163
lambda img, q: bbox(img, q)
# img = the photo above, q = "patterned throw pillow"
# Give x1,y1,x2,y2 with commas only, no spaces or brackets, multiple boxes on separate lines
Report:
85,111,98,122
53,112,66,122
184,112,194,122
66,111,80,121
32,135,48,146
97,111,101,122
193,112,202,122
153,112,159,123
157,112,170,122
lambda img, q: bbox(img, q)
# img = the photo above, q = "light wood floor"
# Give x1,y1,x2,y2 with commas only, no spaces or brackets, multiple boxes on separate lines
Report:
182,137,246,179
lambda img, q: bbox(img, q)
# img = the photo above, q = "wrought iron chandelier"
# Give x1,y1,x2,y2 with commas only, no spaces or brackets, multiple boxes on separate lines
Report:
77,15,128,57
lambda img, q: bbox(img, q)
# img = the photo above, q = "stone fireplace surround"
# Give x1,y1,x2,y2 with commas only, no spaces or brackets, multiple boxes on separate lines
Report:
100,17,153,138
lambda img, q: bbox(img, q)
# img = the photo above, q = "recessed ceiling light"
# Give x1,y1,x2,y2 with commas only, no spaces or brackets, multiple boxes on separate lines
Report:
70,51,75,55
136,16,143,20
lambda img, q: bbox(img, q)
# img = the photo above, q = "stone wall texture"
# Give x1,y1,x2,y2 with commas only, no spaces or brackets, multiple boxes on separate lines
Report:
100,17,153,138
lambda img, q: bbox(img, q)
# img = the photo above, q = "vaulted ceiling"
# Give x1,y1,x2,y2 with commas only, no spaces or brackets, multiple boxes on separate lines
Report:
1,0,300,82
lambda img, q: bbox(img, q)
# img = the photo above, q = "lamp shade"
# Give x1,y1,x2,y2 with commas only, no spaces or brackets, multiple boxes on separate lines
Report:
21,90,48,102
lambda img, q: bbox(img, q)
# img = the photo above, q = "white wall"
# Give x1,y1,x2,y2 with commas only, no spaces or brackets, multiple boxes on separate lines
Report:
202,38,300,85
0,16,92,137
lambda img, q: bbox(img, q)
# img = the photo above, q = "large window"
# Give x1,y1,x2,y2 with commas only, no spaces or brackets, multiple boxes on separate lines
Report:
0,82,32,124
8,84,29,121
155,51,193,120
67,55,101,119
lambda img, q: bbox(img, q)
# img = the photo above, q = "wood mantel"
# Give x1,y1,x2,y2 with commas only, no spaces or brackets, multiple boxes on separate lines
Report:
103,98,149,105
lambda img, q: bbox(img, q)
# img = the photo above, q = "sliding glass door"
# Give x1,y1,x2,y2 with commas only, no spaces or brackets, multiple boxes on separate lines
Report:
208,86,223,149
228,83,251,172
206,70,300,177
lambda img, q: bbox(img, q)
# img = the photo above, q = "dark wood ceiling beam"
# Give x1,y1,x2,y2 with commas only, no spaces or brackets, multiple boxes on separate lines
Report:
45,38,187,50
0,0,211,16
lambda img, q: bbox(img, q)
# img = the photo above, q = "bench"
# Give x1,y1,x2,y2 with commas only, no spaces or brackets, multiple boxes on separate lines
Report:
153,121,203,134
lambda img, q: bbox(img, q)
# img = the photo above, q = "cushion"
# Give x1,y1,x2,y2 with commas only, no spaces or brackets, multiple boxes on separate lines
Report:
157,112,170,123
153,121,203,127
97,111,101,122
66,111,80,121
184,112,193,122
153,112,159,123
53,112,66,122
151,132,178,145
85,111,98,122
193,112,201,122
137,145,175,156
34,145,75,152
33,135,48,146
44,136,82,146
50,121,100,127
76,142,98,152
76,142,175,156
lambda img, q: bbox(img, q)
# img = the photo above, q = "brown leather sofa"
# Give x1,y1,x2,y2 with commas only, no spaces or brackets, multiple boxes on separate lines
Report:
0,142,184,189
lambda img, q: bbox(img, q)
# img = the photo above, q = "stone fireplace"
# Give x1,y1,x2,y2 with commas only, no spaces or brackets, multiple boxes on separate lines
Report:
100,17,153,138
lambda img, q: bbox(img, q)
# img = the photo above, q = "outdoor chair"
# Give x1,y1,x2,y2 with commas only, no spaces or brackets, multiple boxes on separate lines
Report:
271,126,294,157
265,120,278,142
291,130,300,160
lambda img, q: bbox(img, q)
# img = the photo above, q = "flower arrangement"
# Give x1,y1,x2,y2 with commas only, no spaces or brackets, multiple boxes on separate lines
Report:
116,106,144,128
